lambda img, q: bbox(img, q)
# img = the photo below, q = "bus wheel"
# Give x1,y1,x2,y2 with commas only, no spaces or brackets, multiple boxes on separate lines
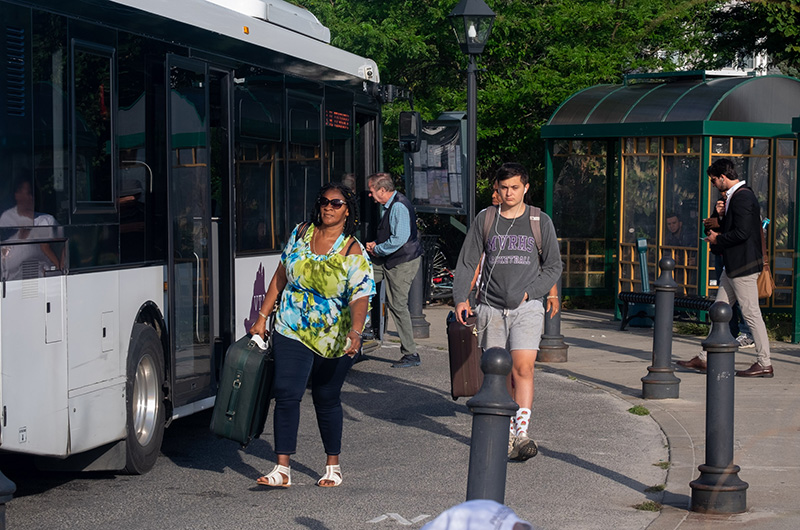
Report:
124,323,165,474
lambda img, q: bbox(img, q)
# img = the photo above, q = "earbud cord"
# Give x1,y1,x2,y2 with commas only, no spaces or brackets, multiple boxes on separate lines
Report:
473,201,525,334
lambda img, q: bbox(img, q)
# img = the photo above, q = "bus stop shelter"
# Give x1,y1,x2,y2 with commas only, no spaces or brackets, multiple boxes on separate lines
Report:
540,71,800,342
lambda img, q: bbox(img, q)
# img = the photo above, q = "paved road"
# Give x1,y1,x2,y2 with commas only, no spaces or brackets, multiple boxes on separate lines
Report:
4,306,668,530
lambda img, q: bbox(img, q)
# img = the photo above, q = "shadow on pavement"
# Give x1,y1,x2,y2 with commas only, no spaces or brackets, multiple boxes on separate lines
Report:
343,368,472,446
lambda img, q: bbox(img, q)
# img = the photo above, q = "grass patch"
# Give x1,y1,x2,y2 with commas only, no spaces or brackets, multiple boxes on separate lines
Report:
633,501,662,512
644,484,665,493
652,461,670,470
627,405,650,416
765,312,794,342
673,313,793,342
673,321,709,336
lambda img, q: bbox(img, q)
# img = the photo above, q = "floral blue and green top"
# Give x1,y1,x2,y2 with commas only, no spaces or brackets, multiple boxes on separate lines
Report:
275,224,375,358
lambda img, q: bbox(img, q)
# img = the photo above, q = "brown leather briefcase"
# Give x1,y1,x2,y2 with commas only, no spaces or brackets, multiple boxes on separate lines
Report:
446,311,483,400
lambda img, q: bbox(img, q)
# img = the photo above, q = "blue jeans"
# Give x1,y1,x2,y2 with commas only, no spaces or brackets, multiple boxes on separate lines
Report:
272,332,354,456
730,304,752,337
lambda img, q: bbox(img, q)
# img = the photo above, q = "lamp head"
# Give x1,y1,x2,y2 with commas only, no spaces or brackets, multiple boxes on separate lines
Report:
447,0,496,56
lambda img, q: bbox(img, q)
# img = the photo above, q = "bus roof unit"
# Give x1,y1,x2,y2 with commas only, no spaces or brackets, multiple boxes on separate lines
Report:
109,0,379,83
205,0,330,43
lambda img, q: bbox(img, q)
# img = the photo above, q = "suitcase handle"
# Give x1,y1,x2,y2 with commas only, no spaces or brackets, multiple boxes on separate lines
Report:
226,371,244,418
248,334,269,351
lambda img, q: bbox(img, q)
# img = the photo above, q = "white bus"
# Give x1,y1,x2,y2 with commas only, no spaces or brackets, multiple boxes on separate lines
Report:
0,0,385,474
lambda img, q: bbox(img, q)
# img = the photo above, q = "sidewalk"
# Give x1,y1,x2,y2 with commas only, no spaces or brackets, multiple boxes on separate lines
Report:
404,303,800,529
6,303,798,529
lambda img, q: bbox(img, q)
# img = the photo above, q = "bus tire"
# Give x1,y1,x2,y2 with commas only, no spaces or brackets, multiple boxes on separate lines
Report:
124,323,166,474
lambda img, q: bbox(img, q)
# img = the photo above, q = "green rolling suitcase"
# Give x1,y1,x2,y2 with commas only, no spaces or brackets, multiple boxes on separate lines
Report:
210,334,274,447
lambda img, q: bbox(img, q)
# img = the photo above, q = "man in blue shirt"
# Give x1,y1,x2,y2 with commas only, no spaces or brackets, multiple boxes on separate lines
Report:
366,173,423,368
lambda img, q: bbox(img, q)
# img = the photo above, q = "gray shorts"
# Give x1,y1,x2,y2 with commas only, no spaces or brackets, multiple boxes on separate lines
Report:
475,299,545,352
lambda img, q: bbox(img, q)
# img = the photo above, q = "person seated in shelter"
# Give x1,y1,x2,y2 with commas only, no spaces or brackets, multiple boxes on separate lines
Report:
664,212,694,248
664,212,697,284
0,176,63,280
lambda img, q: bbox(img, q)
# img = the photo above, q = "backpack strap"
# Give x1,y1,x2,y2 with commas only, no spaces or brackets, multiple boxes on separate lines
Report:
482,206,497,246
528,205,543,264
483,204,543,263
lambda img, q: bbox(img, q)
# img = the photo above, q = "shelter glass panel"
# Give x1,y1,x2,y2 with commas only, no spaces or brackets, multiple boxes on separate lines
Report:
552,140,608,289
708,137,775,304
662,142,701,295
773,139,797,307
620,142,659,292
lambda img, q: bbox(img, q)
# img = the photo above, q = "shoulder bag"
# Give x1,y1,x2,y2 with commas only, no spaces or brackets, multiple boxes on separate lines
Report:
757,223,775,299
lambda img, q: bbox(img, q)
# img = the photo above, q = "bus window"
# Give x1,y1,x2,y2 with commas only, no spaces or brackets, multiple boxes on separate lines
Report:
73,43,115,212
0,177,65,280
324,90,354,187
117,33,149,264
288,95,322,229
28,12,69,225
234,70,285,253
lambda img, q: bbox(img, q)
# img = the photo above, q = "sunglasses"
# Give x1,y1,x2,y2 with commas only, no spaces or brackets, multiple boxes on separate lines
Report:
317,197,346,209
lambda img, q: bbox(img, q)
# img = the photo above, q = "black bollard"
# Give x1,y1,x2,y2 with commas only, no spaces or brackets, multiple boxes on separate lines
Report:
539,275,568,362
0,470,16,530
408,262,431,339
690,302,748,513
465,347,518,503
641,257,681,399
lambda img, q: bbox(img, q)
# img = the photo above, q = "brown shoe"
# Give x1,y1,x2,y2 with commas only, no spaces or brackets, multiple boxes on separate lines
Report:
676,356,707,372
735,362,774,378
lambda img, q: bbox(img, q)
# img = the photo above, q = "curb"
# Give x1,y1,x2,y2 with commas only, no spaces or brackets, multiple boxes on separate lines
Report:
538,364,694,529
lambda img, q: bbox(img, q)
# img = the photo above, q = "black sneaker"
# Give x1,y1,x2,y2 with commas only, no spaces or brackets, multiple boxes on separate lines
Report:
391,353,421,368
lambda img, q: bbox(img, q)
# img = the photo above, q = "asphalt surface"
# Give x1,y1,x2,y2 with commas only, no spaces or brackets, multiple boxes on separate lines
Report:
5,303,799,529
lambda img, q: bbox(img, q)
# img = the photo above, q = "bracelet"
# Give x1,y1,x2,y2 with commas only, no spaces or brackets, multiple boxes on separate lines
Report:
547,295,558,299
350,329,363,339
258,310,269,319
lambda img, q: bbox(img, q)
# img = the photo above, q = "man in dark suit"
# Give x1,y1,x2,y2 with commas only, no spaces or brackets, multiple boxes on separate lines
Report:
677,159,773,377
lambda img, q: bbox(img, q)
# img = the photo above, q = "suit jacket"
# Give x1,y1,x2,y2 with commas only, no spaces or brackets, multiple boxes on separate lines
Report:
710,185,763,278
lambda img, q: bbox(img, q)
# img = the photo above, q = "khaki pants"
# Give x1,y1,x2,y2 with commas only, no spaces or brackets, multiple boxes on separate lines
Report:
373,256,421,356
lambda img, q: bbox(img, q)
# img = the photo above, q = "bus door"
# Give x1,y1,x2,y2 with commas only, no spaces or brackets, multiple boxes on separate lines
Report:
354,110,385,341
166,56,217,405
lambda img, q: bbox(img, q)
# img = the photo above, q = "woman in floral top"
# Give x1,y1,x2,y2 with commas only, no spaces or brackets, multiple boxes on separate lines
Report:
250,182,374,489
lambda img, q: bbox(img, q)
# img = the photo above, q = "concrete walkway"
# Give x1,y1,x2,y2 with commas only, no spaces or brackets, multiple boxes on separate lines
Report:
403,303,800,529
6,303,797,530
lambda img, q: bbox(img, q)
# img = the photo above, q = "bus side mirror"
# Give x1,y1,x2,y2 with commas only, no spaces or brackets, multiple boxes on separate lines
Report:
399,111,421,153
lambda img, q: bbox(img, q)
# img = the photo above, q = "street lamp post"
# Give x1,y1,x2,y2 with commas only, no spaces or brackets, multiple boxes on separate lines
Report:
448,0,495,229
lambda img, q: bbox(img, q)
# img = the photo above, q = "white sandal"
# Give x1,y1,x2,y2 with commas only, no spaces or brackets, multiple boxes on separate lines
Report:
257,464,291,487
317,464,342,487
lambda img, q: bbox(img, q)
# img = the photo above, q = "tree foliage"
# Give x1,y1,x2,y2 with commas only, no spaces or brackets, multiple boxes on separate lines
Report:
702,0,800,75
291,0,796,205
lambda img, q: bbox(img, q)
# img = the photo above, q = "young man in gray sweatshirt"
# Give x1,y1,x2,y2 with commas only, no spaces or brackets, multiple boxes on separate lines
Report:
453,162,562,461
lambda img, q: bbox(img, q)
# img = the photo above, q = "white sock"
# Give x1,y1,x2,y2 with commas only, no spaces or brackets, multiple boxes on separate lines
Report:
515,408,531,437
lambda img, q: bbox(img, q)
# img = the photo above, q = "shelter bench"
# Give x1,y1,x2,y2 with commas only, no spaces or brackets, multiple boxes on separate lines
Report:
617,291,715,331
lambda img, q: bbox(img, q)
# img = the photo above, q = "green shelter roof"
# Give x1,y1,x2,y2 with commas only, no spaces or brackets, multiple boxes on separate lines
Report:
541,73,800,139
